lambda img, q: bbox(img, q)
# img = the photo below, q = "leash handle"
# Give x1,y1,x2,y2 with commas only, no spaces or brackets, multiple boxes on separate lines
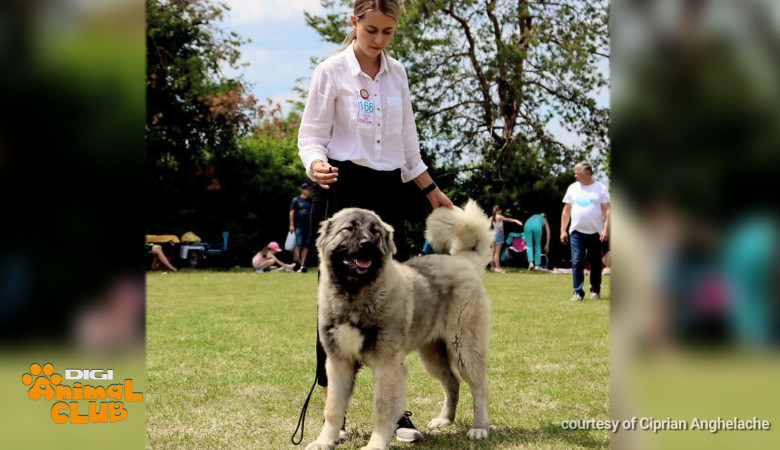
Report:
291,373,318,445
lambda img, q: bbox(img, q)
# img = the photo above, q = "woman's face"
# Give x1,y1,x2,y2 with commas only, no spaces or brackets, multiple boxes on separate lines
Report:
351,9,396,59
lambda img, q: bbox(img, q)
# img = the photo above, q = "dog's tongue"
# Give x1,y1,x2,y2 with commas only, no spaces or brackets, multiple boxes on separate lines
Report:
354,259,372,269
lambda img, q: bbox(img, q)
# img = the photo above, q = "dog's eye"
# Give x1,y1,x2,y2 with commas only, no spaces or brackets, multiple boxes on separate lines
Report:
342,226,355,232
369,226,380,235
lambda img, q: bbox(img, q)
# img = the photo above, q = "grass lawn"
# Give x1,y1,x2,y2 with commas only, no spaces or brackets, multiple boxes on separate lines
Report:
146,267,610,449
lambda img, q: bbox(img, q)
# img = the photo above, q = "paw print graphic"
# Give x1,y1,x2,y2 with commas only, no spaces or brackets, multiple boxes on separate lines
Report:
21,363,62,401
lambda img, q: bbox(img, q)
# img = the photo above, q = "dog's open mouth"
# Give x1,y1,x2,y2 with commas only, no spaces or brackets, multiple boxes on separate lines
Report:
343,257,372,272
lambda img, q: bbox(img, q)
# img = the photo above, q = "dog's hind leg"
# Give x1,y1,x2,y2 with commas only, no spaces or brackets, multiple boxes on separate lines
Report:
363,357,406,450
455,334,489,440
307,357,356,450
417,340,460,429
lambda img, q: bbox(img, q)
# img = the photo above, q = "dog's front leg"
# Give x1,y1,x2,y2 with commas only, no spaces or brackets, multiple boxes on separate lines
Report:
306,357,356,450
362,359,407,450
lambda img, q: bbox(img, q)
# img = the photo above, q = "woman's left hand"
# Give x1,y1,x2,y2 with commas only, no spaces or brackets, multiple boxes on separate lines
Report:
428,188,454,209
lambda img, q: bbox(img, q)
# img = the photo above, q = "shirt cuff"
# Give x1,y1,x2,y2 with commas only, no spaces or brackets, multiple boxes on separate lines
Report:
401,160,428,183
302,151,328,181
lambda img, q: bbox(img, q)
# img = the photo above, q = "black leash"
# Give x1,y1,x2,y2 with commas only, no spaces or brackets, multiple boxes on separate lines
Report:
291,372,318,445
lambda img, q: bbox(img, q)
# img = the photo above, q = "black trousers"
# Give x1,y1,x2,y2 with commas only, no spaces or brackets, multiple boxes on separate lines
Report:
310,159,410,386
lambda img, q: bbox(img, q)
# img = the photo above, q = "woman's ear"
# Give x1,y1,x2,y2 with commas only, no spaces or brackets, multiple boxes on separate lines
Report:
350,14,358,28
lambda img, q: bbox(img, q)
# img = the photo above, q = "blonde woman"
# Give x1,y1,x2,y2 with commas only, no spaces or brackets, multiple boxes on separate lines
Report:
298,0,451,443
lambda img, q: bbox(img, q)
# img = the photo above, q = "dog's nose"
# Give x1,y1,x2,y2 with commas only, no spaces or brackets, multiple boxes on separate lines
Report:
359,239,373,250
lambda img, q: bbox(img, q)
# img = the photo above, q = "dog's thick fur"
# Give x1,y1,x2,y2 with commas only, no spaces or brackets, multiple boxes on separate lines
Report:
306,200,493,450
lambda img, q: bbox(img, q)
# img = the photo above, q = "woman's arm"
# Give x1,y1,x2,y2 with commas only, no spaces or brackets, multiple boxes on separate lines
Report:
413,171,453,209
497,214,523,226
271,254,294,270
298,63,335,183
543,220,551,252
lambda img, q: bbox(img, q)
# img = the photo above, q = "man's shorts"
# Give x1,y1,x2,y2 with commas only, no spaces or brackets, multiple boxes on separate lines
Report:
294,227,310,247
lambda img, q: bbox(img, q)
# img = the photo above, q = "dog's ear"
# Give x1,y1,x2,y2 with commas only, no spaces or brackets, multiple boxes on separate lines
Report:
381,221,397,256
316,217,332,252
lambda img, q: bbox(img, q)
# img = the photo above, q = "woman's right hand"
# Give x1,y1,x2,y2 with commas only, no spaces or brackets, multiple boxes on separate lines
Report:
311,160,339,189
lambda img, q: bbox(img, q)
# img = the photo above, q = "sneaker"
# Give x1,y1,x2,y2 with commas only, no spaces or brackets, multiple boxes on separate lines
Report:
293,262,301,272
395,411,423,443
590,292,600,300
296,266,308,273
571,292,584,301
255,268,265,273
528,262,535,270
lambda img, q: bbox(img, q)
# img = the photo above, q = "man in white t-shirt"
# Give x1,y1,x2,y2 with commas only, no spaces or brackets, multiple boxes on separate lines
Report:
560,161,611,301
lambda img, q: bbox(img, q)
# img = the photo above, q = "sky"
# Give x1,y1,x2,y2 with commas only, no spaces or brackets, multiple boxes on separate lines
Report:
218,0,343,110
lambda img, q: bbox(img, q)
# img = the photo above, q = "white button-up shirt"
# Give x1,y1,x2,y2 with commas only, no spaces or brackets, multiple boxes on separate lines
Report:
298,42,427,183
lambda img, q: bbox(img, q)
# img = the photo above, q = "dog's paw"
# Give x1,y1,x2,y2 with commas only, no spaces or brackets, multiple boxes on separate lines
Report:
467,427,489,440
305,441,335,450
359,446,387,450
427,417,452,429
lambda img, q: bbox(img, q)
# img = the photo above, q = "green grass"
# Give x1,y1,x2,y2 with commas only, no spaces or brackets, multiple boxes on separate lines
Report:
146,268,610,449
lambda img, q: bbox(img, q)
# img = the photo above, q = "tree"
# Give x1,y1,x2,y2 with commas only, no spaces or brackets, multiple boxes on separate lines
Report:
146,0,258,196
305,0,609,200
210,106,307,266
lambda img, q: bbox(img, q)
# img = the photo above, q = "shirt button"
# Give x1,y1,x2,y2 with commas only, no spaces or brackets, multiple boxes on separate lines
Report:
378,123,381,127
377,140,381,143
377,107,381,111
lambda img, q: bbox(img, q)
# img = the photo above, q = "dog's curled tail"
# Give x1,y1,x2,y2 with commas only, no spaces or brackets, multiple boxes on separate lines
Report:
425,199,494,269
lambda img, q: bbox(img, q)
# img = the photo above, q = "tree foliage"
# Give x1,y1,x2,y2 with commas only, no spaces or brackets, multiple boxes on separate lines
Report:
146,0,311,266
146,0,258,195
306,0,610,201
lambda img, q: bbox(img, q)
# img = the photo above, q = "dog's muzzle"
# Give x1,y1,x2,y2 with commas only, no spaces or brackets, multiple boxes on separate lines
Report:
343,240,376,272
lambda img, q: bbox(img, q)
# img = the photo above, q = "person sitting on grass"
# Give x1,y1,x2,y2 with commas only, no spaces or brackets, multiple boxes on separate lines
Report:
252,241,295,273
147,243,178,272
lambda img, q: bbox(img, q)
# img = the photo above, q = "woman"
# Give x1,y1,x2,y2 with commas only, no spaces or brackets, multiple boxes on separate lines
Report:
524,212,550,269
490,205,523,273
297,0,452,442
251,242,294,273
147,243,178,272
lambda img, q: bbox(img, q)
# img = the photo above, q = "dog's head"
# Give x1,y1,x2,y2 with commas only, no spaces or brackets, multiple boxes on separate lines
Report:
316,208,396,291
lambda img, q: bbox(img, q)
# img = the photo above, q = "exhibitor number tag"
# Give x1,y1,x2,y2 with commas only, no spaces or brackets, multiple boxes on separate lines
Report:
357,96,375,126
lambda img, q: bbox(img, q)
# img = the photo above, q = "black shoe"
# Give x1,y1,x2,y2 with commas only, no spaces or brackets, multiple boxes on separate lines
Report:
293,262,301,272
395,411,423,442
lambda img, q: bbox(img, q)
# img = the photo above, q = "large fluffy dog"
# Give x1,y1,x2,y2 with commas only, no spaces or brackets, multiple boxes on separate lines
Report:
306,201,493,450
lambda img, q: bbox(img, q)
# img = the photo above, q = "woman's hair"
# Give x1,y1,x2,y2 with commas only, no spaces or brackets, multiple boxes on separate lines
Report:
492,205,502,222
340,0,405,49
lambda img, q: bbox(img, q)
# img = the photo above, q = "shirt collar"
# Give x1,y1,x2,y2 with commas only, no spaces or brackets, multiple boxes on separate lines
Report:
346,41,390,78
